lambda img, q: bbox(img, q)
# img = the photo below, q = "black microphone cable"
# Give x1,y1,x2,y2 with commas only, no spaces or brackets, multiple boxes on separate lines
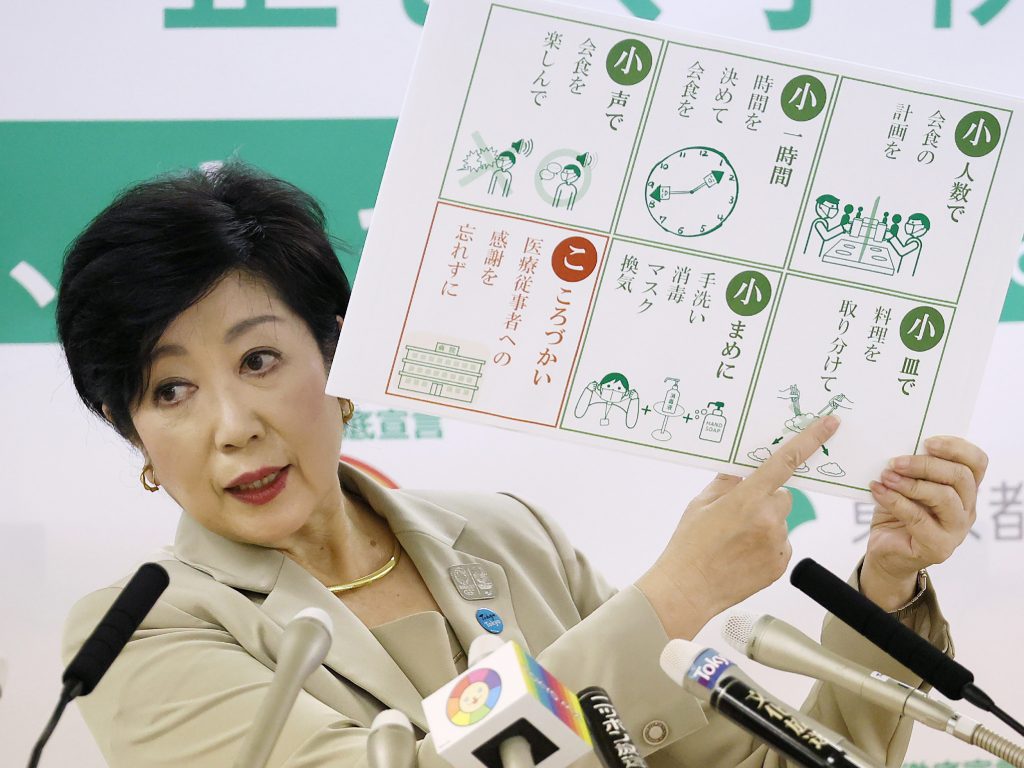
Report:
28,562,169,768
791,558,1024,739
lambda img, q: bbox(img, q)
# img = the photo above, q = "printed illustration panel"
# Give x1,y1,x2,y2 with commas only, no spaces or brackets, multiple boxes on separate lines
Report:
562,239,780,461
736,275,952,491
387,202,607,426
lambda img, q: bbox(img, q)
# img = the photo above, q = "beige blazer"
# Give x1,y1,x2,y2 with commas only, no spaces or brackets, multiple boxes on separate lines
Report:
63,462,951,767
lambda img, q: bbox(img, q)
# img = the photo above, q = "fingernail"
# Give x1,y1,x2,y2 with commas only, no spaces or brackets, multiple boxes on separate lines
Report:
822,414,840,431
924,436,941,451
888,456,911,470
881,469,902,487
870,480,888,496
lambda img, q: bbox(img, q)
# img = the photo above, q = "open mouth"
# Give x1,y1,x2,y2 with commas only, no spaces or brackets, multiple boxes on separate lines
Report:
233,469,283,491
226,466,290,505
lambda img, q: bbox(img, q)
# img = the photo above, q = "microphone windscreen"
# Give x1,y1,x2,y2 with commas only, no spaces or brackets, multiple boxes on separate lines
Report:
63,562,169,695
790,558,972,699
578,687,649,768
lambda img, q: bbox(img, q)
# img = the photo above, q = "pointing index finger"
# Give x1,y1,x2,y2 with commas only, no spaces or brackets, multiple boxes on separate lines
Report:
742,415,841,498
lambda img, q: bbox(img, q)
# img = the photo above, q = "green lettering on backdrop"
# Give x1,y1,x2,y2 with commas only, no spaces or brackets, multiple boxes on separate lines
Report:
616,0,661,21
786,487,816,532
0,120,395,343
402,1,661,26
1000,243,1024,322
768,0,1012,31
765,0,812,31
934,0,1013,28
165,0,337,28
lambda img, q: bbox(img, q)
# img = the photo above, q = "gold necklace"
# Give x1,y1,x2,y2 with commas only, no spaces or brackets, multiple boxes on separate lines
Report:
327,541,401,594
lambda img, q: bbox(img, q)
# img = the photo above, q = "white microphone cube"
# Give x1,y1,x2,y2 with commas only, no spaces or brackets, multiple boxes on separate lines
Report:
423,641,593,768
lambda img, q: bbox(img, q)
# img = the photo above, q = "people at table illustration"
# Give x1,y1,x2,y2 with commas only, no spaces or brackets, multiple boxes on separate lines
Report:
803,193,846,256
887,212,932,277
805,192,931,277
839,203,854,234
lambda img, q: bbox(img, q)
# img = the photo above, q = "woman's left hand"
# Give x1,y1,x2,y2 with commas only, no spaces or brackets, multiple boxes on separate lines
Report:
860,435,987,611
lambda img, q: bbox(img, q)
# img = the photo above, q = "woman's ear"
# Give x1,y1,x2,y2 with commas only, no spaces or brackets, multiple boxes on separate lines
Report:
336,314,344,332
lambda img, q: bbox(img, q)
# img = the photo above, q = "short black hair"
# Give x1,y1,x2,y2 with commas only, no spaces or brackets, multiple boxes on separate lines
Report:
56,161,351,440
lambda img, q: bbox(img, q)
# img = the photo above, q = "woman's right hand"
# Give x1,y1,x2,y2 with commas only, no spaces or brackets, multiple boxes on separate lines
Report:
636,415,840,639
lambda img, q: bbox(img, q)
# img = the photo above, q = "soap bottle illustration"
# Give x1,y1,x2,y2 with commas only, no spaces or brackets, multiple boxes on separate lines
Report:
700,402,726,443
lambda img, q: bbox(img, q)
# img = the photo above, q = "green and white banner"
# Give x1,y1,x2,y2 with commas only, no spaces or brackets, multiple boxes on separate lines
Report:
2,2,1021,766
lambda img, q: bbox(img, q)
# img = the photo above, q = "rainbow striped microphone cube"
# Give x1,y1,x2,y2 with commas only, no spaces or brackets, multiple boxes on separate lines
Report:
422,640,593,768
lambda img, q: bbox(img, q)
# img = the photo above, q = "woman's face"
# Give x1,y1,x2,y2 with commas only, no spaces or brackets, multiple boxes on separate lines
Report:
130,272,345,547
598,379,626,403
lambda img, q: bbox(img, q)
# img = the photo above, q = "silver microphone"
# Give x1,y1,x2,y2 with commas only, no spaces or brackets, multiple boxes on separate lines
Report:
367,709,416,768
468,634,505,666
722,612,1024,767
232,607,334,768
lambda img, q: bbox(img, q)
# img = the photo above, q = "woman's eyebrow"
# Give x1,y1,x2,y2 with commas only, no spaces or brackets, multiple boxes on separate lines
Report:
150,343,186,363
224,314,281,343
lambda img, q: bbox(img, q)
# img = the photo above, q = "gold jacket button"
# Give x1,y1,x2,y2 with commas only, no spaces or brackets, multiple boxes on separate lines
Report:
643,719,668,745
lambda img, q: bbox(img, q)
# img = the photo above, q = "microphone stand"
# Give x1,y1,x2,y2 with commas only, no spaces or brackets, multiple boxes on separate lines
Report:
27,680,83,768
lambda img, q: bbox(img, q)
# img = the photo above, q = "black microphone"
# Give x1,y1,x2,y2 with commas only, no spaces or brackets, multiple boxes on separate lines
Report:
660,640,882,768
577,687,649,768
791,558,1024,739
790,558,970,699
29,562,169,768
62,562,170,695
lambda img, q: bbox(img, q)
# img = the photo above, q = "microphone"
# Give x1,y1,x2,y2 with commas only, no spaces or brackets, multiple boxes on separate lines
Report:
469,634,506,666
577,687,649,768
231,607,334,768
790,559,1024,738
722,611,969,732
660,639,883,768
790,558,971,699
722,612,1024,766
422,640,593,768
500,736,536,768
367,710,416,768
62,562,170,696
28,562,169,768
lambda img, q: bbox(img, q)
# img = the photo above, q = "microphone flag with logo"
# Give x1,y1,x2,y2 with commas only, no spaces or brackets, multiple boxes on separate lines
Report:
422,640,592,768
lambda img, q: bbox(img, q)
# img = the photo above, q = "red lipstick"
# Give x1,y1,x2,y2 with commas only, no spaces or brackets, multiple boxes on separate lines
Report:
226,466,290,506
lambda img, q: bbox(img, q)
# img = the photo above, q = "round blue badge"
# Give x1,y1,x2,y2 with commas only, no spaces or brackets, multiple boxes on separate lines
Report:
476,608,504,634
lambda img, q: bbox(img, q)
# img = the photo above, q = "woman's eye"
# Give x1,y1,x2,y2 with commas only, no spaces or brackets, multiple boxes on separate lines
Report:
242,350,279,374
154,382,190,406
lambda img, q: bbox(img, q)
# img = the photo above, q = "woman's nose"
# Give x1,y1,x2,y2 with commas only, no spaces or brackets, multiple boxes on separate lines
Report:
211,390,265,450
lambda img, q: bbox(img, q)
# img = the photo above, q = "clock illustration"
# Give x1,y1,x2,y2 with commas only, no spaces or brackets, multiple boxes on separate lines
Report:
646,146,739,237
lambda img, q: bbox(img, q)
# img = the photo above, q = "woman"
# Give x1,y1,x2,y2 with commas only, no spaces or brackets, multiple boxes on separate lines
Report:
58,162,983,767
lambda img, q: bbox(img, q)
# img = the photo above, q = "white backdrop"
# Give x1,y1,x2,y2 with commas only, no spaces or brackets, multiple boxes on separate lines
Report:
2,2,1023,766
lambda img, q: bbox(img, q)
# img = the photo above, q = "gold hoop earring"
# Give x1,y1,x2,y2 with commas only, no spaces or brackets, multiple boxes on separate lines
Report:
339,398,355,424
140,464,161,493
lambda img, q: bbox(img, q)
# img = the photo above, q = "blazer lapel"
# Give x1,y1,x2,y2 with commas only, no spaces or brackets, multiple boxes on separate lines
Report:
171,462,534,733
398,529,530,657
341,465,531,657
173,510,428,729
259,556,428,730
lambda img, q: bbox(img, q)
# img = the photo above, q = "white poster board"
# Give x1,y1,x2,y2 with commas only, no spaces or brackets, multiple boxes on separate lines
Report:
330,0,1024,499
